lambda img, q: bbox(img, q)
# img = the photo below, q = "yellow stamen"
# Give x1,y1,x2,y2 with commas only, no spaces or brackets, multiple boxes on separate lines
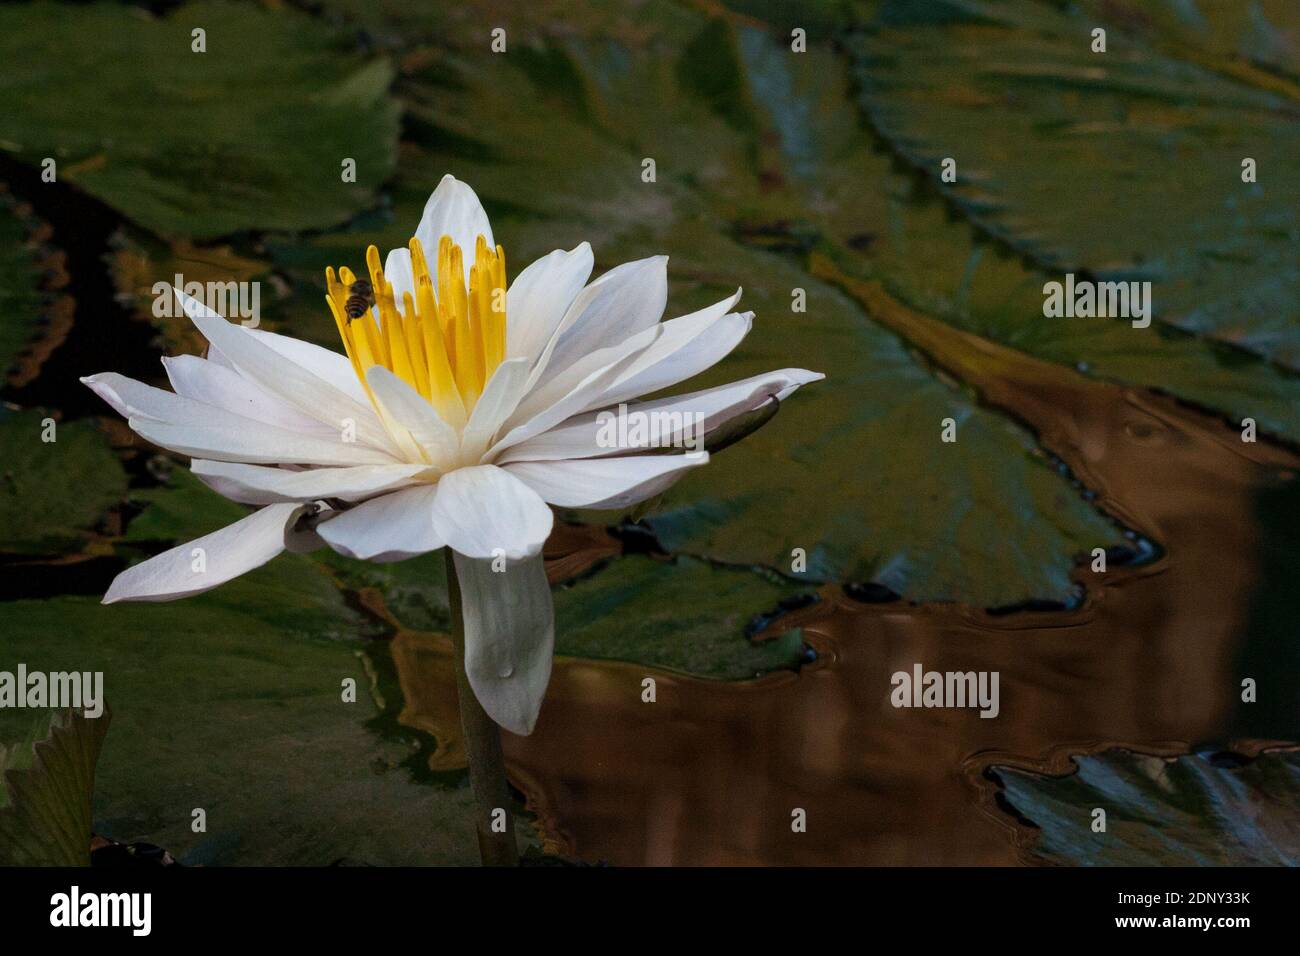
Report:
324,235,507,429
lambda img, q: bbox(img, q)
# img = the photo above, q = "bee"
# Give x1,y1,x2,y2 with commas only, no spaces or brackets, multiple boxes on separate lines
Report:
344,278,374,319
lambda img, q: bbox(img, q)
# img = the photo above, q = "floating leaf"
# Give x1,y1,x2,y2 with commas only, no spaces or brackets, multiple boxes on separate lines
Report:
849,0,1300,368
0,558,505,864
0,1,401,239
0,409,127,557
553,555,811,679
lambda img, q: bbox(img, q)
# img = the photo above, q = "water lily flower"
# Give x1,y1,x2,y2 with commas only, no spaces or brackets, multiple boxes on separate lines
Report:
83,174,822,737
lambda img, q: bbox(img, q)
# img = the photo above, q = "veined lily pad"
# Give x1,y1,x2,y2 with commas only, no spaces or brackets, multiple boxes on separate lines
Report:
0,708,111,866
0,1,401,240
849,0,1300,368
736,23,1300,444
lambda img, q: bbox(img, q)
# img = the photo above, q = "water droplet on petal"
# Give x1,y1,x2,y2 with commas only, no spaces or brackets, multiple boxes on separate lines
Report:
499,664,514,679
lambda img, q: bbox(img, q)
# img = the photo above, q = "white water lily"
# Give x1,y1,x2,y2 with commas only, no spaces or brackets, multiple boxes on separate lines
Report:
83,174,822,735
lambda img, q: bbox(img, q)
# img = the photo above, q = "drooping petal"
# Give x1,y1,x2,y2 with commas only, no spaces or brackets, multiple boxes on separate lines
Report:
178,290,400,456
317,484,442,562
366,366,460,469
192,459,429,505
453,551,554,736
82,372,393,466
429,465,552,560
499,368,824,463
414,174,494,288
529,255,667,389
103,502,308,603
163,355,332,435
505,453,708,509
505,243,593,367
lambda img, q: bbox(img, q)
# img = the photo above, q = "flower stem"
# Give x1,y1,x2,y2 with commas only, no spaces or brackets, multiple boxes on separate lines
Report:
444,550,519,867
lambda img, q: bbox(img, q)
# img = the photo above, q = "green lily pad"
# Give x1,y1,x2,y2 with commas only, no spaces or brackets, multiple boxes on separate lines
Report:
553,555,810,679
998,748,1300,866
0,707,110,866
0,409,128,557
736,23,1300,443
0,1,401,240
121,463,243,545
848,0,1300,369
0,553,510,864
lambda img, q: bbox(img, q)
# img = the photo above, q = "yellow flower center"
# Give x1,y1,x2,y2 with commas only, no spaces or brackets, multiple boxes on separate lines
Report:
325,235,507,428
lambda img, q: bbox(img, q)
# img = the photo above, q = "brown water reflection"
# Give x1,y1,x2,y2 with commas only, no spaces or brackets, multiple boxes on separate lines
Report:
391,264,1299,864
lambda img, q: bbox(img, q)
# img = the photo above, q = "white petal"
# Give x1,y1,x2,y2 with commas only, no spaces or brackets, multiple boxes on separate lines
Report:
500,368,824,463
179,291,398,456
487,342,647,460
415,174,494,287
163,355,331,435
384,247,415,302
103,502,306,603
365,366,460,469
530,255,667,389
453,551,554,736
430,465,552,560
459,357,531,460
505,243,593,367
507,322,658,427
505,453,708,509
133,418,394,467
192,459,429,505
82,372,393,466
585,297,751,411
242,328,371,407
172,287,368,408
317,484,443,562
